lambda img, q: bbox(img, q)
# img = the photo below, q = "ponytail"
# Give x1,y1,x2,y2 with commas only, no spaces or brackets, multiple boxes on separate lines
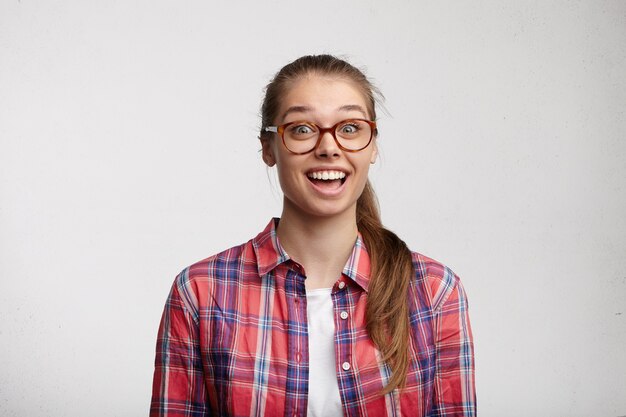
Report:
357,181,414,394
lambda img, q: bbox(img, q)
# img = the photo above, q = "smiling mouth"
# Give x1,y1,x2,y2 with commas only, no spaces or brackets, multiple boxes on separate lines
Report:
306,170,347,189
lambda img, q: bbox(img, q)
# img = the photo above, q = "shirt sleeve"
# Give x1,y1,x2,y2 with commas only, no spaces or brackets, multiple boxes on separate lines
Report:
432,277,476,416
150,276,210,416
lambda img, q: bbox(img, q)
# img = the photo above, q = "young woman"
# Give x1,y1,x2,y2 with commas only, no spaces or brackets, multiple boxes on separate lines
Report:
151,55,476,417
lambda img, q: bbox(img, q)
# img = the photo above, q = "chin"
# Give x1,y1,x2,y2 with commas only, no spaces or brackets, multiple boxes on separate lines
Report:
300,200,357,220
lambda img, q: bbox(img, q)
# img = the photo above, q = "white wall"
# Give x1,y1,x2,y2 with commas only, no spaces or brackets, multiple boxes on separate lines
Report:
1,1,624,416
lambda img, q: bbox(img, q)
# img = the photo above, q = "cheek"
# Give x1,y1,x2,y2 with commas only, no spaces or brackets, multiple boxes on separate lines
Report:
356,155,373,176
353,158,374,189
274,160,302,191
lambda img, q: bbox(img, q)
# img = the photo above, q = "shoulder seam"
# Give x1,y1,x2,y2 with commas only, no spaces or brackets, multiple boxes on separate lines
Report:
174,267,200,325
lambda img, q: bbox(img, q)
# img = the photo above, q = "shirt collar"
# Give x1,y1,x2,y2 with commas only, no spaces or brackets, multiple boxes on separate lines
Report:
253,218,291,277
252,218,372,292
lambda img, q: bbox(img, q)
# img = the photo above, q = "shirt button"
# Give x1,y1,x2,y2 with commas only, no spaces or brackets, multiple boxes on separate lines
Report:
295,352,302,363
340,311,348,320
338,281,346,290
342,362,351,371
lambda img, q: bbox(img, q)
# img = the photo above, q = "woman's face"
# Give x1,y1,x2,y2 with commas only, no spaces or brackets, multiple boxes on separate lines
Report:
262,75,378,221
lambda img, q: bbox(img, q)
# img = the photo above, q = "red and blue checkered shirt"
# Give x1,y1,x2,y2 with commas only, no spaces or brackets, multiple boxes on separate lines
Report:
151,219,476,416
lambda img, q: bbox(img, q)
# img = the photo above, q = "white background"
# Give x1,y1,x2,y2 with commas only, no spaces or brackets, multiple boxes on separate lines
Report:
1,1,625,416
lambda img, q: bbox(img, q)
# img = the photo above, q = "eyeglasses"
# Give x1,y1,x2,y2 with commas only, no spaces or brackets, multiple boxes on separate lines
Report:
264,119,377,155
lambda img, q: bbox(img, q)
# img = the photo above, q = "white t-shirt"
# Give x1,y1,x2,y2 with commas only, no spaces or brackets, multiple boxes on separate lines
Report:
306,287,343,417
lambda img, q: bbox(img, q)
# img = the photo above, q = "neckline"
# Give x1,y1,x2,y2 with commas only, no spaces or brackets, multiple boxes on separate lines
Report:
306,287,333,296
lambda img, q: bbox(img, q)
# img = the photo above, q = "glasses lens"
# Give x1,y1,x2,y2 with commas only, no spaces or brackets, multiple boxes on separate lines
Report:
335,120,372,150
283,122,319,153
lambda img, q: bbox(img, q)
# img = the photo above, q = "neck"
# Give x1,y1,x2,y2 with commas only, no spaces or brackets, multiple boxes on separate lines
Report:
277,202,358,289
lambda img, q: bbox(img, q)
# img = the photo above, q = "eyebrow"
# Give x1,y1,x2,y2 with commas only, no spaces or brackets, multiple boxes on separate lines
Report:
280,104,368,122
338,104,368,118
281,106,312,121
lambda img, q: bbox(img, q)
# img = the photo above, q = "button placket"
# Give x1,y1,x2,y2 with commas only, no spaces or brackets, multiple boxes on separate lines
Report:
333,279,354,385
285,267,308,416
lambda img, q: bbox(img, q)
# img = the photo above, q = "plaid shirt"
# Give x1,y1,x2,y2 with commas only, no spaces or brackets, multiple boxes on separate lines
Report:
151,219,475,416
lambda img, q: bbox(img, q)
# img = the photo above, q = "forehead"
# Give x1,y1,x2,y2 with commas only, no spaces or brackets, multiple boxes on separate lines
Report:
277,75,370,123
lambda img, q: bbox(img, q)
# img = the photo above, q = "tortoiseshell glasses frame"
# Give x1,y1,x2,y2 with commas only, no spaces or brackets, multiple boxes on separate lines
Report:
264,118,377,155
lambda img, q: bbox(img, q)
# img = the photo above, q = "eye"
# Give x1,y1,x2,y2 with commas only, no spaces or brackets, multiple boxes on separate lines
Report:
338,121,361,135
287,122,317,136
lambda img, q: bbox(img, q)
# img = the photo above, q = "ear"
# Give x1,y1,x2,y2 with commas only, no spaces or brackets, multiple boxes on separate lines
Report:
369,140,378,164
261,138,276,167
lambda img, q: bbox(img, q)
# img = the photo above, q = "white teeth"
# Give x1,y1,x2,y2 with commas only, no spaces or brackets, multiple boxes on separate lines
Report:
307,170,346,180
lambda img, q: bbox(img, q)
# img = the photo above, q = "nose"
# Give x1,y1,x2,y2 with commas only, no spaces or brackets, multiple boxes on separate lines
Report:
314,131,341,158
